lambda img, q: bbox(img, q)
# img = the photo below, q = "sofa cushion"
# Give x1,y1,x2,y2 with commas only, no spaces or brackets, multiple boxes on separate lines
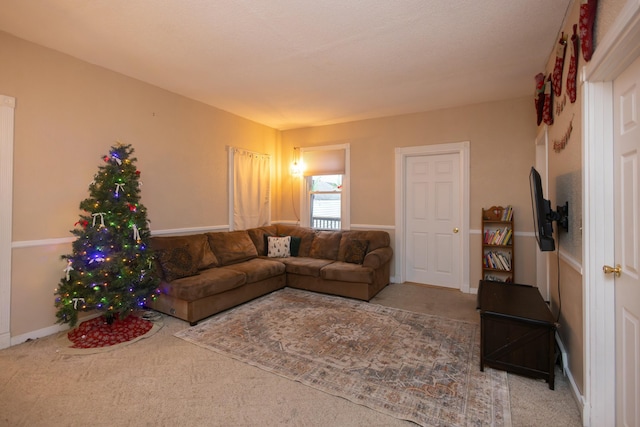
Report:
308,231,342,260
279,257,335,277
151,234,218,269
247,226,278,256
267,236,291,258
158,267,246,301
206,231,258,266
275,225,316,257
343,239,369,264
157,245,200,282
320,261,375,283
222,258,286,283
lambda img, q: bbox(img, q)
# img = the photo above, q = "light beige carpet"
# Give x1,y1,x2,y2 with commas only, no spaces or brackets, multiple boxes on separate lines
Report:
175,288,511,427
0,283,582,426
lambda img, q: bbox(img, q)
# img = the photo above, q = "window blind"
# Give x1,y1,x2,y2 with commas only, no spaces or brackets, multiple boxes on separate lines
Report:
302,148,345,176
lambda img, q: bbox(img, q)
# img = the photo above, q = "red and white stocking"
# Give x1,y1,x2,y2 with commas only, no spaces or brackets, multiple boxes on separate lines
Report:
580,0,598,62
552,33,567,97
567,24,579,103
535,73,545,125
543,75,553,126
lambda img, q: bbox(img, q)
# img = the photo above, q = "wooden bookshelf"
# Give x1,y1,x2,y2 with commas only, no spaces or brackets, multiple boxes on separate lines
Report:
482,206,514,282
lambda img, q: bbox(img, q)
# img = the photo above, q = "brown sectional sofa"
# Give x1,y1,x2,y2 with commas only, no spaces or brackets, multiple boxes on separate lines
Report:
146,224,393,325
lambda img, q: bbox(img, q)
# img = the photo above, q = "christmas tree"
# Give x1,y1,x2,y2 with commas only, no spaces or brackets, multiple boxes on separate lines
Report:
55,143,160,326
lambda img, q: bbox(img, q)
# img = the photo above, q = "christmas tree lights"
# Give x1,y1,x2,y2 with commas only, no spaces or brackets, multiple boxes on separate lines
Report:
55,143,159,326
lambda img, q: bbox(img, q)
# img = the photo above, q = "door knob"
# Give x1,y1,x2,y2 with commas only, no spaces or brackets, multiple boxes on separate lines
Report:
453,228,459,233
602,264,622,277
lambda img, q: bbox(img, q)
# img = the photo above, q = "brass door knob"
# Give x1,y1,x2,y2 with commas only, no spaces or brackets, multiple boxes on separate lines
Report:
453,228,459,233
603,264,622,277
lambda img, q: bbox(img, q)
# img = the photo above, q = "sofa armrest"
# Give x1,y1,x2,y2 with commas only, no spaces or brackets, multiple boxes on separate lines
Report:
362,247,393,269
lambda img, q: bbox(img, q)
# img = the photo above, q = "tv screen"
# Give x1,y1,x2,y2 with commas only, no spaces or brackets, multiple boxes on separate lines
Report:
530,167,556,251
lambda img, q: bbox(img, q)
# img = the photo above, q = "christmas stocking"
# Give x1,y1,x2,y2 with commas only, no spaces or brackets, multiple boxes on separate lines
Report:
567,24,579,103
535,73,545,125
580,0,598,62
543,74,553,125
552,32,567,97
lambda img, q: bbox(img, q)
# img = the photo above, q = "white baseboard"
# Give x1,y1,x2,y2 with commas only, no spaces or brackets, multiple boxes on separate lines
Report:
11,323,69,346
0,331,10,350
9,312,102,347
556,332,585,421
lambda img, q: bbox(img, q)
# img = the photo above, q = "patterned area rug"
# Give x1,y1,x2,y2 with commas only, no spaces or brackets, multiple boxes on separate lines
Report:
175,288,511,426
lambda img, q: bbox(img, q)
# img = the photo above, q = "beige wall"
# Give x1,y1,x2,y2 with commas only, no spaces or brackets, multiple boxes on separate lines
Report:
1,31,278,336
281,98,539,288
538,0,627,396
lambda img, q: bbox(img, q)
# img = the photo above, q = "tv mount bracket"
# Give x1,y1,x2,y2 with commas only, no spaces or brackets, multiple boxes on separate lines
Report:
550,201,569,232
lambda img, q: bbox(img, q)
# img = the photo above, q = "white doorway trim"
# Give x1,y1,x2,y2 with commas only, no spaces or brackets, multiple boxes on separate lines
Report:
582,2,640,425
0,95,15,350
394,141,470,292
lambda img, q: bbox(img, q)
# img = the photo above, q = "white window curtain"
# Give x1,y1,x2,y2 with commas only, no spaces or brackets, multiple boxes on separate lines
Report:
228,147,271,230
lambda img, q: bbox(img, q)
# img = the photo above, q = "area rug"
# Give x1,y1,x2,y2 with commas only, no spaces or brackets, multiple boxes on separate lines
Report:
175,288,511,426
57,311,163,355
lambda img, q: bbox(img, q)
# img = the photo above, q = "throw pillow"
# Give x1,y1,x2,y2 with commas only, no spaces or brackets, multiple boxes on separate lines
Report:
158,245,199,282
280,234,302,257
344,239,369,264
268,236,291,258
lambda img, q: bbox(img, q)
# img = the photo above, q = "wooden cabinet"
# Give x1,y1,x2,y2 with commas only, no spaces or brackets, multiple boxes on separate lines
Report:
478,280,557,389
482,206,514,283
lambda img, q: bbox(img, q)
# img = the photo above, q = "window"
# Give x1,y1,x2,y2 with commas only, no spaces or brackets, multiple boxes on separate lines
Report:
309,175,342,230
299,144,350,230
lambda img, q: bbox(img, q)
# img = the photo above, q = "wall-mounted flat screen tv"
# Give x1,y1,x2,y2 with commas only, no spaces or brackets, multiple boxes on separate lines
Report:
529,167,569,252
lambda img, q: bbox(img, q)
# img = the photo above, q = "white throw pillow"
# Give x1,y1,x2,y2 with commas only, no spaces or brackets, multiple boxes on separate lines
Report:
267,236,291,258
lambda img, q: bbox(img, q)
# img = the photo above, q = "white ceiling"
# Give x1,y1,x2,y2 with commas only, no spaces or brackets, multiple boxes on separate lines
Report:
0,0,572,130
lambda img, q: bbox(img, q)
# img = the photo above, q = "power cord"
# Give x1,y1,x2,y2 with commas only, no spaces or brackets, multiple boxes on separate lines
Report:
555,237,562,323
291,176,300,224
140,310,163,322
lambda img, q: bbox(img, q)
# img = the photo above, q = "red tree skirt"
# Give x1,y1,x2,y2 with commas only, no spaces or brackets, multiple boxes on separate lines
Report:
67,314,153,349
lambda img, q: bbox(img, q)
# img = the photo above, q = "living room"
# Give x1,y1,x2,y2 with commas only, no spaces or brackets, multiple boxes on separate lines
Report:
1,1,638,425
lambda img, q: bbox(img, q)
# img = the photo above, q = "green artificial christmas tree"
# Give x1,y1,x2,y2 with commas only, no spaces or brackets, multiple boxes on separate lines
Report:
55,143,159,326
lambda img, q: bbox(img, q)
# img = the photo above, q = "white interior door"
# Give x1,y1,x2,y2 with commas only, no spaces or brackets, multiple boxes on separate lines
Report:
404,153,460,288
613,54,640,427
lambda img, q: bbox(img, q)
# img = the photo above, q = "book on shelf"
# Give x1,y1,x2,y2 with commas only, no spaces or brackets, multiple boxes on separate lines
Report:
500,205,513,221
484,251,511,271
484,226,512,245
